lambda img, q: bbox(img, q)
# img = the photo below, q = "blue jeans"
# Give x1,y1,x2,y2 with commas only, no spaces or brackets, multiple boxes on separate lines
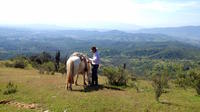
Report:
92,64,99,86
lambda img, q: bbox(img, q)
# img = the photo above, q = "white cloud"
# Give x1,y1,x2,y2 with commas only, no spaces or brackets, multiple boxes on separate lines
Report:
0,0,199,27
134,1,200,12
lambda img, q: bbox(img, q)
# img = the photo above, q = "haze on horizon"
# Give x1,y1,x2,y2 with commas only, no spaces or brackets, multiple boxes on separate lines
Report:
0,0,200,29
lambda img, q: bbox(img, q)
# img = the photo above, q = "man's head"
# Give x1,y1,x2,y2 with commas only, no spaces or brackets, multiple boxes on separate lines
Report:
91,46,97,53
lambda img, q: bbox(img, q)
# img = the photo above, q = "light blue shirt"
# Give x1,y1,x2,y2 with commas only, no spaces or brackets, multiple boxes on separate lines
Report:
89,51,100,65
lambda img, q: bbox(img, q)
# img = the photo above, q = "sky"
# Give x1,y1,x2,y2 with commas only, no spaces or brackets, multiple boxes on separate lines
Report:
0,0,200,28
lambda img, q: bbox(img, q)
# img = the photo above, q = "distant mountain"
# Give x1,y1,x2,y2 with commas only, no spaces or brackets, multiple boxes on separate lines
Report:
137,26,200,39
82,22,142,31
1,26,200,60
57,29,176,42
0,26,175,42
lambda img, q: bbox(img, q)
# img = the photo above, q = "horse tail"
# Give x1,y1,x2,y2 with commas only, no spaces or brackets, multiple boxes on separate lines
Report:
71,61,74,83
66,60,74,85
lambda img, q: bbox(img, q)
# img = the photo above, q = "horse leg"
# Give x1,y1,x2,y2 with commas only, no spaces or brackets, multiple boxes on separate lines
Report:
69,83,72,90
65,75,68,90
65,81,70,90
66,83,69,90
83,73,86,86
69,75,73,90
65,80,69,90
75,74,79,86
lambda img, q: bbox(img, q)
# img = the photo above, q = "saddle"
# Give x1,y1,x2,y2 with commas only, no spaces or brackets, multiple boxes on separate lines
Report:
71,52,88,72
80,56,88,72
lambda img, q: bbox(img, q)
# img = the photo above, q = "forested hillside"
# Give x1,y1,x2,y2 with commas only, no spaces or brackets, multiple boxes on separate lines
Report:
1,26,200,60
1,26,200,77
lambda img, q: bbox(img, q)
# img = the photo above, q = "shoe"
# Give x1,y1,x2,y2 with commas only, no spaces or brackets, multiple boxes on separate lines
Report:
90,84,94,87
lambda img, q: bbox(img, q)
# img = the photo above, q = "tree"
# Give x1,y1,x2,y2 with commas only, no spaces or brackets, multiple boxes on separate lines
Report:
55,50,60,72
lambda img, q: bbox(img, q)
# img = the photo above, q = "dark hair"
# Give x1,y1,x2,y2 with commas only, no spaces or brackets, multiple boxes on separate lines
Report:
91,46,97,51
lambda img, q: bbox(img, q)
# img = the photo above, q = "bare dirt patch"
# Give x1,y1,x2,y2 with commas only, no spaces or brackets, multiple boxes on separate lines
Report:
0,99,44,110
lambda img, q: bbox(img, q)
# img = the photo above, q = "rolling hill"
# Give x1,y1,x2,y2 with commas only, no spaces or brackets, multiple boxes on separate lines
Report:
1,26,200,60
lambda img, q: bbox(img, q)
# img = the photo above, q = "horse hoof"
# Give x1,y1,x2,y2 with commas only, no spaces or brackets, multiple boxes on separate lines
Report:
65,86,68,90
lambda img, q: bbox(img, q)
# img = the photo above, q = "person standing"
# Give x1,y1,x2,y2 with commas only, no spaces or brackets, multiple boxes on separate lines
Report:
89,46,100,86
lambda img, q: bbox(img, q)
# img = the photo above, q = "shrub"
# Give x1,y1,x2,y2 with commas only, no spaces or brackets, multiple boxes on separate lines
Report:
3,57,31,69
102,66,129,86
130,81,139,92
175,73,189,89
12,57,31,69
30,61,40,69
3,82,17,95
188,70,200,95
14,60,26,68
174,69,200,95
151,64,170,102
4,61,15,67
30,52,52,64
152,74,163,102
39,68,45,74
41,62,55,75
129,75,139,92
58,63,66,74
174,65,190,89
51,71,55,75
196,81,200,95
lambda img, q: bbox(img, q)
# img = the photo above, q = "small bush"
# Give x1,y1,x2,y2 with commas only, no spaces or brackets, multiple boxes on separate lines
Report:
58,63,66,74
30,52,52,64
175,69,200,95
196,81,200,95
152,74,163,102
102,66,129,86
129,76,139,92
175,73,189,89
174,65,190,89
0,62,3,67
130,81,139,92
39,68,45,74
51,71,55,75
3,82,17,95
5,57,31,69
151,65,170,102
188,70,200,95
14,60,26,68
40,62,55,75
4,61,15,67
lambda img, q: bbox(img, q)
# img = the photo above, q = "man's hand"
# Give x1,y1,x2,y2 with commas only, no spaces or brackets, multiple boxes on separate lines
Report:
87,59,92,63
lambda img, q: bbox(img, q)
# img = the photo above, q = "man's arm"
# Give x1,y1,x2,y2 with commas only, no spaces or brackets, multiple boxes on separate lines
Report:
89,54,98,63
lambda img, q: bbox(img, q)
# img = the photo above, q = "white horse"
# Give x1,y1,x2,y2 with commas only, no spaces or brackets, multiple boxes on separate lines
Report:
65,52,92,90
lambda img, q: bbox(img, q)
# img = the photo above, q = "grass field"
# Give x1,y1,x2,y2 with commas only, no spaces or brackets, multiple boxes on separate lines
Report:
0,67,200,112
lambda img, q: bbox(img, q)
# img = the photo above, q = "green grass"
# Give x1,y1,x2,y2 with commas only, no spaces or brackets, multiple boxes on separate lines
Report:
0,67,200,112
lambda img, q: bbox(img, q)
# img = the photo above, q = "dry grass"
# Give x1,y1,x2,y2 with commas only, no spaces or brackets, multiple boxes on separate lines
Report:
0,67,200,112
